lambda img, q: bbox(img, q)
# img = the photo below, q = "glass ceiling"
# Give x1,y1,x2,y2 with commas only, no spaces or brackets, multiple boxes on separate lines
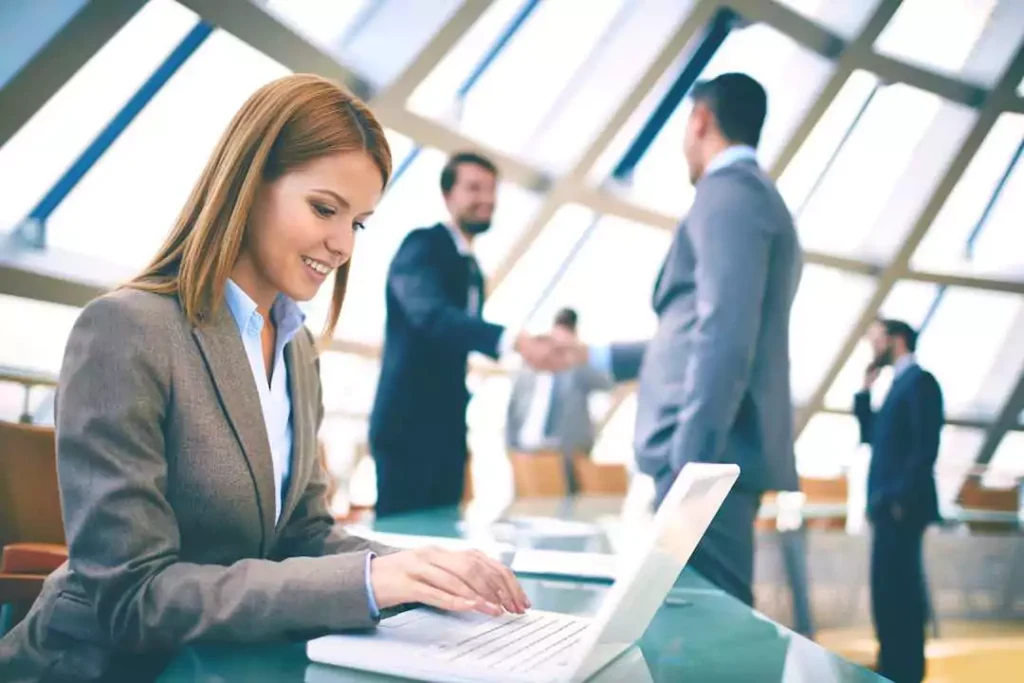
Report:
1,0,1023,503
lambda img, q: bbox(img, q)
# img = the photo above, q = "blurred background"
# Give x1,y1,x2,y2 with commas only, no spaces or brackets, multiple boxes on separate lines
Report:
1,1,1023,678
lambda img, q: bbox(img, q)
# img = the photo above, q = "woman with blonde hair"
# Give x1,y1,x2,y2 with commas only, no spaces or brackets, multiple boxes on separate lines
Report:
0,74,526,682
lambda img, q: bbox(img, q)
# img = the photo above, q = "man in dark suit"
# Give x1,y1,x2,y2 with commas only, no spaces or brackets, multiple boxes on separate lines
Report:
369,152,555,517
855,318,944,683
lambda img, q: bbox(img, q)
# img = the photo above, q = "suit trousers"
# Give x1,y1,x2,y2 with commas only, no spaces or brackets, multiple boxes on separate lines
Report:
657,478,761,606
870,519,928,683
373,445,467,518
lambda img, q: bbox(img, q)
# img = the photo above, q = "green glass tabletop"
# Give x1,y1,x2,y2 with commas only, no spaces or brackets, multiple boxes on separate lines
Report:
158,501,885,682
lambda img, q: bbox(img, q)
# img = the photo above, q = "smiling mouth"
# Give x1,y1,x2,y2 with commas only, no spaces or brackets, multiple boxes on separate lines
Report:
301,256,333,276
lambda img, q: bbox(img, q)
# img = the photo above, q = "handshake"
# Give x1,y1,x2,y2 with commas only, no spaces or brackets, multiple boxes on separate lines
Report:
513,332,588,372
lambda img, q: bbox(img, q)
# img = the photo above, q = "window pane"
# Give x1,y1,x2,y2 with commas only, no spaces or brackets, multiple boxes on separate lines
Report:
46,29,289,269
916,288,1024,419
447,0,630,156
526,216,668,343
408,0,528,116
874,0,1018,87
982,432,1024,489
484,204,596,329
337,148,541,343
467,374,514,504
789,265,876,404
0,0,198,232
795,85,973,259
777,70,879,212
912,113,1024,277
318,352,379,417
522,0,699,172
338,0,464,90
263,0,371,50
0,294,81,374
796,413,861,478
591,393,638,465
614,21,833,218
772,0,882,37
825,280,941,409
934,426,985,511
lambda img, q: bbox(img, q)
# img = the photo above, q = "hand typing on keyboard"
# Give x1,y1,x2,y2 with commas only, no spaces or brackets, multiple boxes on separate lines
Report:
370,547,530,617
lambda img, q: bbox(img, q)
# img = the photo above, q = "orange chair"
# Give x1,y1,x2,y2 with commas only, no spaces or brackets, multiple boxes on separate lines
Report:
0,421,68,628
508,451,568,498
798,476,848,531
957,475,1019,534
572,456,629,496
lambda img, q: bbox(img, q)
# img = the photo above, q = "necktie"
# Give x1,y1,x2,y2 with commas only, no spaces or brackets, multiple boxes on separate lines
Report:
465,256,482,317
542,373,564,437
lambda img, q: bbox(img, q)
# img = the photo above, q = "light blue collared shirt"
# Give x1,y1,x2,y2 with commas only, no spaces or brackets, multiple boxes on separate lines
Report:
588,145,759,375
223,279,306,523
223,280,380,619
892,353,916,380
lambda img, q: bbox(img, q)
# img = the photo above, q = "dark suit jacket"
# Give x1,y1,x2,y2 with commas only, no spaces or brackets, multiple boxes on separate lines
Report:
0,289,394,683
855,364,944,526
369,224,503,459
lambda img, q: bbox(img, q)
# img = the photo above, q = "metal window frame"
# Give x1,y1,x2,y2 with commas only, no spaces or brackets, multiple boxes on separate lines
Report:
3,0,1024,483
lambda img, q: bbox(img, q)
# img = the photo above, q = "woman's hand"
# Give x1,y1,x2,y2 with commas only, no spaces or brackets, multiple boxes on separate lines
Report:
370,547,530,617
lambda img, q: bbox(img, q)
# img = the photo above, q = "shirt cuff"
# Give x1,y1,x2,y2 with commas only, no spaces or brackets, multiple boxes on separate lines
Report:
497,326,518,358
365,551,380,619
588,344,612,376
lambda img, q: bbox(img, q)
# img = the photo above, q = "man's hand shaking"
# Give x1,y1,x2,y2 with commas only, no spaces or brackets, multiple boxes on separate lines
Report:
514,333,588,372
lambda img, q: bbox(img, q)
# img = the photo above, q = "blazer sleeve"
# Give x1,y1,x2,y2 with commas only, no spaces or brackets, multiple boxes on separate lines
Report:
56,296,383,653
854,390,874,444
897,373,944,508
666,175,772,473
389,229,505,358
608,341,648,382
275,330,397,560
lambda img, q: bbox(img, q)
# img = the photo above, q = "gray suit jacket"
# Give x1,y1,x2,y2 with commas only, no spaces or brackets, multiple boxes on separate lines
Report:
505,366,611,454
610,160,802,501
0,289,394,682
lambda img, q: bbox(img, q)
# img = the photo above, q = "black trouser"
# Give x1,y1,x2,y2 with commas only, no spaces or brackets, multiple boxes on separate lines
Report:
373,446,466,518
870,519,928,683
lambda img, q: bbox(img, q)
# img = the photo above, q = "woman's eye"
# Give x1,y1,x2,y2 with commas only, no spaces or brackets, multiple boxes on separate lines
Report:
312,203,335,218
353,221,366,232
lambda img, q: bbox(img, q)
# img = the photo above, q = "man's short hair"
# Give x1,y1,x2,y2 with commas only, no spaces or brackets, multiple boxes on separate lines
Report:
440,151,498,195
553,308,578,332
879,318,918,353
690,73,767,148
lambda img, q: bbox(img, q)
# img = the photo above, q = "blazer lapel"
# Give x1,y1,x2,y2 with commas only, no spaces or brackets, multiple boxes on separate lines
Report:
277,339,313,531
192,306,276,545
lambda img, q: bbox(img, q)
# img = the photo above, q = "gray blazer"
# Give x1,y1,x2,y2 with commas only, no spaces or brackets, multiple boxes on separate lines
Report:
505,366,612,454
610,160,802,502
0,289,394,682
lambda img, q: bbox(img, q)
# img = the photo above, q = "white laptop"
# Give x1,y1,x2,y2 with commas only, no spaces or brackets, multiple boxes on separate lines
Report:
307,463,740,682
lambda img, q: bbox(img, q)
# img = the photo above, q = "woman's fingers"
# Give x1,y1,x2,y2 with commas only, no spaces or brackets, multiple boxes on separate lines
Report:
411,552,502,616
426,549,517,613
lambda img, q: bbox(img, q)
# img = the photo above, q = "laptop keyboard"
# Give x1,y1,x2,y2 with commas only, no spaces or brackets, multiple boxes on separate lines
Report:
382,609,590,674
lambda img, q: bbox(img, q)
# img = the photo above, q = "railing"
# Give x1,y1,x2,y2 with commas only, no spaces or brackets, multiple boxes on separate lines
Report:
0,365,58,424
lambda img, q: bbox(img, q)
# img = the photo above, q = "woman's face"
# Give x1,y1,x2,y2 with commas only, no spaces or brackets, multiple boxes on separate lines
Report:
240,150,383,305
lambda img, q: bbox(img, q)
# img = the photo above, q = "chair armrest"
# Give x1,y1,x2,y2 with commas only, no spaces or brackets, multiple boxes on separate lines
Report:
1,542,68,574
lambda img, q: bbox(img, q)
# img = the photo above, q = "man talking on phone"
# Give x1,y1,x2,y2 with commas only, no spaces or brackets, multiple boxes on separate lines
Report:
855,318,944,683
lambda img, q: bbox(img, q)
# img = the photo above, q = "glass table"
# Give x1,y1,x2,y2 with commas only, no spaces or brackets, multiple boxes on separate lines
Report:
158,498,886,682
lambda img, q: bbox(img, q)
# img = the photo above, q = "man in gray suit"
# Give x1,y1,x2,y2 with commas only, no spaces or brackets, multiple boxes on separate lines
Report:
568,73,803,605
506,308,612,492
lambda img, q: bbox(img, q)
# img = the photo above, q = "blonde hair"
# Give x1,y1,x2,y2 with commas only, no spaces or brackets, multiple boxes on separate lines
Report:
129,73,392,339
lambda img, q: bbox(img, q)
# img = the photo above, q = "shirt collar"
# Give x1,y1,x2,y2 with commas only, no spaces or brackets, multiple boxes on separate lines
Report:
703,144,758,178
892,353,917,379
442,222,473,256
223,278,306,344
